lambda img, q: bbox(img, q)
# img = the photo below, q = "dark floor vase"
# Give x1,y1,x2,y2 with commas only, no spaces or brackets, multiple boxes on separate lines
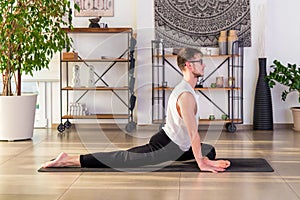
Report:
253,58,274,130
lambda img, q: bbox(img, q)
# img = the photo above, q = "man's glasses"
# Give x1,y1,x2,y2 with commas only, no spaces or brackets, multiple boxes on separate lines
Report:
188,59,203,65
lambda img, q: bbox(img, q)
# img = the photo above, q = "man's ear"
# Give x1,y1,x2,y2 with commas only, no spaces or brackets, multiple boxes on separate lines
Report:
185,61,192,70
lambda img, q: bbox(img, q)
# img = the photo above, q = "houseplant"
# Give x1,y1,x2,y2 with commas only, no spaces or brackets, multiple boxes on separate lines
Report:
265,60,300,131
0,0,79,140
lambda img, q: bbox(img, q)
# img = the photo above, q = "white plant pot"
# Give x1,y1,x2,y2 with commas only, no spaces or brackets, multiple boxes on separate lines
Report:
0,94,37,141
291,107,300,132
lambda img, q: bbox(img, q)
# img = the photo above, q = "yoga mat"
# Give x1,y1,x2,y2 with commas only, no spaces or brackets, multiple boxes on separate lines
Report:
38,158,274,173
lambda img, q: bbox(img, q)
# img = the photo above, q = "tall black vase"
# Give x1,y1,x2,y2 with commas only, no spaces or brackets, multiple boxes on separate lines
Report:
253,58,274,130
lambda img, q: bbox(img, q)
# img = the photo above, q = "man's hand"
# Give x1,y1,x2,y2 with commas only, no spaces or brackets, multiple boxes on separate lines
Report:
198,157,231,173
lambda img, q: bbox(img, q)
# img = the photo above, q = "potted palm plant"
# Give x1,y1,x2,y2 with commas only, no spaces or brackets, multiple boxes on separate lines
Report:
0,0,79,140
265,60,300,131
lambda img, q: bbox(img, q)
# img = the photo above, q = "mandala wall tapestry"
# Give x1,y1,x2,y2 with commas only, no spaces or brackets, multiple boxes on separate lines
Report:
154,0,251,48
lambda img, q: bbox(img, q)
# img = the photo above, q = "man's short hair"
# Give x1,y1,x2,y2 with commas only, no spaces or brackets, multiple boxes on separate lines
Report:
177,48,203,70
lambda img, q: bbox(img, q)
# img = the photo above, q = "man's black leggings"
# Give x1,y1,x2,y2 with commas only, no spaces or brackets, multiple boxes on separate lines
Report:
80,129,216,168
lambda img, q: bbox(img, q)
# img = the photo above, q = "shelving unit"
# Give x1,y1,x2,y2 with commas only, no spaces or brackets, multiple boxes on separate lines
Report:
151,40,244,132
57,28,137,133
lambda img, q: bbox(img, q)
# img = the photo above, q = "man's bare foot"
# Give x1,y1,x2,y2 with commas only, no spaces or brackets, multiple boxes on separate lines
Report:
198,158,231,173
213,159,231,168
202,157,231,168
42,152,80,168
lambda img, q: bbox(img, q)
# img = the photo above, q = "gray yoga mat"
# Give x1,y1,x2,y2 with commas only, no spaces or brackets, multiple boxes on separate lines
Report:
38,158,274,172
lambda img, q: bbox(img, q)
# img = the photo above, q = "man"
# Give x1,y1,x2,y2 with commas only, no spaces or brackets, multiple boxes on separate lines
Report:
42,48,230,173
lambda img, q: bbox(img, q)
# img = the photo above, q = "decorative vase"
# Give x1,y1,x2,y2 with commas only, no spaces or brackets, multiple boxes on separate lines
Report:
216,76,224,88
88,65,95,87
89,17,101,28
218,30,227,55
72,65,81,88
253,58,273,130
228,77,235,87
227,30,238,55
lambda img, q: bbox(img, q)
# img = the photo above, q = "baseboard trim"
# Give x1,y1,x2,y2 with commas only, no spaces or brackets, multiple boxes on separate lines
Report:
51,123,294,131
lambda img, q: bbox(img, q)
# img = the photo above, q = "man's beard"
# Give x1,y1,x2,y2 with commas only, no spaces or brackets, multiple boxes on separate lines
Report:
193,72,203,78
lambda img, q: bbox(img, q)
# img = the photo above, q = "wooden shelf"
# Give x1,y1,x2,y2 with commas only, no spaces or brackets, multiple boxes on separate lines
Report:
154,54,232,58
62,114,130,119
61,58,129,62
153,86,241,91
195,87,241,91
153,86,174,91
153,119,242,125
62,27,132,33
199,119,242,125
62,86,128,91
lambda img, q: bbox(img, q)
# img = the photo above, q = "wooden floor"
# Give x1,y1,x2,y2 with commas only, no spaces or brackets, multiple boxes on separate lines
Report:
0,124,300,200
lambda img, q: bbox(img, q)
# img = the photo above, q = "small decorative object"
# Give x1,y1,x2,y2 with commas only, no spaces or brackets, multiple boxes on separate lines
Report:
89,16,101,28
155,38,164,56
88,65,96,87
210,83,216,88
206,49,211,56
101,55,112,59
201,48,211,56
209,114,215,120
218,30,227,55
253,58,273,130
172,48,180,55
221,114,228,120
216,76,224,88
227,30,239,55
99,23,108,28
72,65,81,88
69,102,88,116
228,77,235,87
69,103,74,116
195,77,204,88
62,52,78,60
208,47,219,56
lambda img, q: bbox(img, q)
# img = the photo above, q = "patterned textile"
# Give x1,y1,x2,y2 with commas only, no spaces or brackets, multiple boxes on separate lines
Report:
154,0,251,48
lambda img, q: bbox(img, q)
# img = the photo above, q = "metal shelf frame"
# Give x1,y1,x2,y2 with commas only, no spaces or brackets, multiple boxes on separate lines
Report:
151,40,244,132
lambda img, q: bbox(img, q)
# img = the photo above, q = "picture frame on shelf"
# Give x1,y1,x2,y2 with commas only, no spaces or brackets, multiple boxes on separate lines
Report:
74,0,114,17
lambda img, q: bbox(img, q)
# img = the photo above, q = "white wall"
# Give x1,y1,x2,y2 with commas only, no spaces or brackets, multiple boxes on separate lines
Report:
266,0,300,123
46,0,300,126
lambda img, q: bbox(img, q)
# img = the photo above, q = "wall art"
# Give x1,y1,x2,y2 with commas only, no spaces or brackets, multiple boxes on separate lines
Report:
74,0,114,17
154,0,251,48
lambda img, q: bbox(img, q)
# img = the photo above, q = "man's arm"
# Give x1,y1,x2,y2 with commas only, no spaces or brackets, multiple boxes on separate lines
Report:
177,92,230,173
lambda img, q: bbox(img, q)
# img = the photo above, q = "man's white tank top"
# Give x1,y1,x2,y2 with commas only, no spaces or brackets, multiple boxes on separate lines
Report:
162,80,200,151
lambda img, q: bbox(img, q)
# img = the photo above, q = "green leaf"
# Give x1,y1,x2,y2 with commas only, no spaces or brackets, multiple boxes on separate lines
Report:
266,60,300,102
